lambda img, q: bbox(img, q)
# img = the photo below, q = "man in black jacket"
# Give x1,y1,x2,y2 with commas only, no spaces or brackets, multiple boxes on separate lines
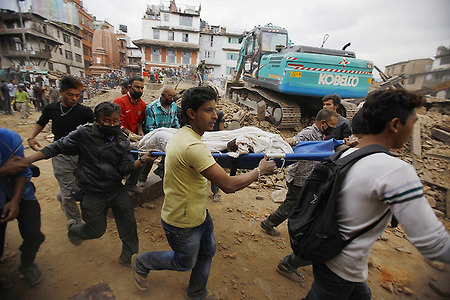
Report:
322,94,352,140
23,102,155,267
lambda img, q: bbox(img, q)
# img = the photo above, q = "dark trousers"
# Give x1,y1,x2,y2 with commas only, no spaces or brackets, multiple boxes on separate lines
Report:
68,187,138,260
305,264,371,300
0,200,45,268
266,182,302,227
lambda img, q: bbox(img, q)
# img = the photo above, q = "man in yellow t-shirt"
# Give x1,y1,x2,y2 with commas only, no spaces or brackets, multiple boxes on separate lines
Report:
132,86,277,299
14,84,30,119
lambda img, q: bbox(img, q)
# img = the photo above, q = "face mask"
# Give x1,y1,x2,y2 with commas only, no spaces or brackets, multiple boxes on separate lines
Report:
100,124,120,137
130,89,143,99
322,123,335,136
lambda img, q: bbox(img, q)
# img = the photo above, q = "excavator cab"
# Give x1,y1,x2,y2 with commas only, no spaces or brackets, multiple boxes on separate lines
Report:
240,26,288,80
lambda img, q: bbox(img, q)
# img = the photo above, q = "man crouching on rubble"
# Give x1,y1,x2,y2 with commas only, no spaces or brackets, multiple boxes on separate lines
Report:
303,89,450,300
21,102,155,267
131,86,277,299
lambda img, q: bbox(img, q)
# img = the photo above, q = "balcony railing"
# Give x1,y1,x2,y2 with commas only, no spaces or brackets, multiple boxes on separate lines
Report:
2,48,51,60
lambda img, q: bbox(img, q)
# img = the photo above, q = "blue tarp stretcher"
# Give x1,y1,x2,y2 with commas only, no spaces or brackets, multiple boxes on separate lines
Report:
133,139,343,171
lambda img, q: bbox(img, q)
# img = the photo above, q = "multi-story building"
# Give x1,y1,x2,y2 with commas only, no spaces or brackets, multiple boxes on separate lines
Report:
116,32,129,72
0,10,84,78
384,58,433,91
133,0,200,70
199,22,242,84
47,21,85,77
423,46,450,99
66,0,94,76
0,11,59,73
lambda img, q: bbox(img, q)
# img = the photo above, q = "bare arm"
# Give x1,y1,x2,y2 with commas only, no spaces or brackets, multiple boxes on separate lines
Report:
137,123,144,136
21,151,46,166
201,157,276,194
0,156,29,176
0,176,26,222
27,124,44,151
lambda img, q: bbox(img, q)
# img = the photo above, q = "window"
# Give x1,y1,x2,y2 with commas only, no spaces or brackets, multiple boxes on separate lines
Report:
204,51,215,59
226,66,236,75
75,53,82,62
182,33,189,43
152,48,161,62
227,53,238,60
82,31,88,40
65,50,73,60
80,15,86,25
83,46,89,56
168,31,174,41
167,49,176,63
5,21,15,29
63,33,71,44
48,62,54,71
228,37,239,44
59,48,63,55
74,39,81,47
164,14,169,21
153,30,160,40
180,15,193,26
88,35,93,43
408,76,416,85
57,30,60,38
210,35,213,47
400,65,405,72
181,51,191,64
440,57,450,65
88,21,93,29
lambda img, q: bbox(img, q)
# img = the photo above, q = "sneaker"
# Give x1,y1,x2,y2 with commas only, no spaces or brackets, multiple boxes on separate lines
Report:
67,220,83,246
18,263,43,286
211,193,221,203
260,220,280,236
131,254,148,291
185,289,218,300
276,261,305,283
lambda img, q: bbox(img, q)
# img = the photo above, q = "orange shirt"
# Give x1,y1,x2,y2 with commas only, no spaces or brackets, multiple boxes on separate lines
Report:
113,93,146,134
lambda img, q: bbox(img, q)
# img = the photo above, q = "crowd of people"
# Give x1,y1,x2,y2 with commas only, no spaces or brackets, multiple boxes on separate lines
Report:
0,74,449,299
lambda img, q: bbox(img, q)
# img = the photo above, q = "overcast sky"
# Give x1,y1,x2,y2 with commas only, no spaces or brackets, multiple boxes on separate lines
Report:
77,0,450,75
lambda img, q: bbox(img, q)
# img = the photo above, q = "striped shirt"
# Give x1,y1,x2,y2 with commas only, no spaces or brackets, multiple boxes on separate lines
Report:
144,97,180,133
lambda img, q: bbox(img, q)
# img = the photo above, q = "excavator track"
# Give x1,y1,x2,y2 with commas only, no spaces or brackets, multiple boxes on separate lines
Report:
230,86,302,129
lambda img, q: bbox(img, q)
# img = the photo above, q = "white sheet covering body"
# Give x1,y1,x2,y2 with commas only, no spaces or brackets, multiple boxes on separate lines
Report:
138,126,293,157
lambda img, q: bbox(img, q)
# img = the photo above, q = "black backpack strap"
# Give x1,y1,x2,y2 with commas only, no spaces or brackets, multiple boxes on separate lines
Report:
335,144,392,167
335,144,393,247
344,210,391,246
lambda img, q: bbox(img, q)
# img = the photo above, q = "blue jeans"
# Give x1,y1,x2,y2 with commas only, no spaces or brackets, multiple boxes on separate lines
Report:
135,211,216,299
305,264,371,300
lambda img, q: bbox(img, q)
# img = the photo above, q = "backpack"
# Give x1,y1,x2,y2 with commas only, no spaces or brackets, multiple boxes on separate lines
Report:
288,144,391,263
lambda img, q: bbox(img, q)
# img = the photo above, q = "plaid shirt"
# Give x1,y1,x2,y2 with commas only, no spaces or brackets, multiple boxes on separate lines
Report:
286,123,326,187
144,97,180,133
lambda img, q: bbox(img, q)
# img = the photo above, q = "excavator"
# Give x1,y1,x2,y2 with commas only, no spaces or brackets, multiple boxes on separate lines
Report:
227,24,374,128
